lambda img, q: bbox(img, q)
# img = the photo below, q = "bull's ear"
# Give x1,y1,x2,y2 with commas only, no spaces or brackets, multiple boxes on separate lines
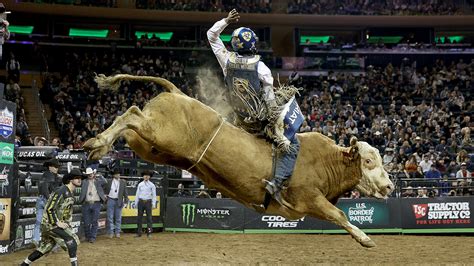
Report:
343,137,359,164
350,136,358,147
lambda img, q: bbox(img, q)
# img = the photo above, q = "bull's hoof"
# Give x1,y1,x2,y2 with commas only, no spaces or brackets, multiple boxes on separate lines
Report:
88,146,110,160
83,137,99,151
83,137,110,160
360,238,376,248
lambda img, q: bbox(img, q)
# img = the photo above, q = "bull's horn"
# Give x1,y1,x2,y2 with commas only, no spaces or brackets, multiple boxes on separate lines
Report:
94,74,185,95
350,136,358,146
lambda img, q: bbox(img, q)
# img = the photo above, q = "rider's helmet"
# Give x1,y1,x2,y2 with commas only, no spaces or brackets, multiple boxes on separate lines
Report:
231,27,258,55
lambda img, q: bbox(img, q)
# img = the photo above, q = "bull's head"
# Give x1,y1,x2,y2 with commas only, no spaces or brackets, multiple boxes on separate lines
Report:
349,137,394,199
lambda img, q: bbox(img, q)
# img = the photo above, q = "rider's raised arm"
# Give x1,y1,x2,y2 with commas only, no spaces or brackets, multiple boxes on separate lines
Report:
207,18,231,74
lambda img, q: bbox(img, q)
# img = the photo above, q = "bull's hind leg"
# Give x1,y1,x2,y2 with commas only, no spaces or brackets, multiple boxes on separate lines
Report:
83,106,153,160
309,196,376,248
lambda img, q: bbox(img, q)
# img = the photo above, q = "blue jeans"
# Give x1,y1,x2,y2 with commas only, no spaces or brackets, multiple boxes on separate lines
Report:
82,202,101,240
33,196,46,242
273,137,300,186
106,199,123,235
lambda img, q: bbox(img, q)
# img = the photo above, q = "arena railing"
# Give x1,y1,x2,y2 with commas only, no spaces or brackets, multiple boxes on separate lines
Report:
396,177,474,197
31,79,51,142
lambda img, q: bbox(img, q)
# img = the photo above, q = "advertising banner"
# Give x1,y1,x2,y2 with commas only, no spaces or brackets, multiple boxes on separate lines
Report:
0,163,14,198
0,142,14,164
0,102,15,254
14,215,84,251
16,146,58,161
122,196,161,217
165,198,244,232
320,198,400,232
338,199,392,228
243,208,323,233
0,101,16,143
13,218,35,250
0,198,11,254
121,185,163,228
401,197,474,231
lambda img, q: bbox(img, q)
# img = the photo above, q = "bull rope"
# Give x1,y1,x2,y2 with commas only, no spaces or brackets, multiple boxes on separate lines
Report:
187,117,225,171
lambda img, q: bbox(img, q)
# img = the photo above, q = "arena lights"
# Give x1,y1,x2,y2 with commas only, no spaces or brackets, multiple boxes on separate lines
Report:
135,31,173,41
436,36,465,43
367,36,403,44
69,28,109,38
220,34,232,42
9,25,34,35
300,35,333,44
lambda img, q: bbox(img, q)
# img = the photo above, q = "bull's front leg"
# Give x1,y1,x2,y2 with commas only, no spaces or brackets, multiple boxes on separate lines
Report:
309,196,376,248
83,106,148,160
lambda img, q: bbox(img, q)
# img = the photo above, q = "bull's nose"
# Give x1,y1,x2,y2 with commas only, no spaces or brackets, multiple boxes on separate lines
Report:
386,184,394,192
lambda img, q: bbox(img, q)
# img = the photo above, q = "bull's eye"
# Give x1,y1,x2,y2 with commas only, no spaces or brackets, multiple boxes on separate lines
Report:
366,159,371,164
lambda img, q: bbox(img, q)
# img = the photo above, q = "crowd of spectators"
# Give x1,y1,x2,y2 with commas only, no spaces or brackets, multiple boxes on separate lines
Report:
18,0,272,12
292,58,472,197
39,50,192,150
136,0,272,13
288,0,469,15
3,53,30,146
20,0,472,15
18,0,117,8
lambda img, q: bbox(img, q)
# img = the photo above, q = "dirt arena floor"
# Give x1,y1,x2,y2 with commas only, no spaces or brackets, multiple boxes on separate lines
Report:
2,233,474,265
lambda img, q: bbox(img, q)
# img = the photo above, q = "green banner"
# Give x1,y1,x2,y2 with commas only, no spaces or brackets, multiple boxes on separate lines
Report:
337,201,390,228
0,142,14,165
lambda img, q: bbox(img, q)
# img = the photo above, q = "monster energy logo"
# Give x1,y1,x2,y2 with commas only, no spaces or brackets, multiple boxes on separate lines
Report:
181,204,196,226
180,203,232,227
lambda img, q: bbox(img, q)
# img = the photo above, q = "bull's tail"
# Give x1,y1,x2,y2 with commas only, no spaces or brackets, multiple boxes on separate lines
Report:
94,74,185,95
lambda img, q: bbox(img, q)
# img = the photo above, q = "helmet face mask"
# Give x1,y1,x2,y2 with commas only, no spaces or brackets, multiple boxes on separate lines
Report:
231,27,258,55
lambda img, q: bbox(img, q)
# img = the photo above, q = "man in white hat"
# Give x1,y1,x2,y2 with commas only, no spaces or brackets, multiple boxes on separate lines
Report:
456,163,471,183
383,148,395,165
78,167,106,243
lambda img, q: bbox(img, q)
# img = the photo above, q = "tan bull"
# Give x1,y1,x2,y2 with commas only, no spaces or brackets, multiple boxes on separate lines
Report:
84,74,394,248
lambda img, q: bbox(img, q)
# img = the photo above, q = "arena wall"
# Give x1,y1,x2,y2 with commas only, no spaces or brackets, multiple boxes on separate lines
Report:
165,197,474,234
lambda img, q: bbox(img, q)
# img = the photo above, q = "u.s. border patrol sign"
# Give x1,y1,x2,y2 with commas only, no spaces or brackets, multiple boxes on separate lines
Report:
0,107,13,139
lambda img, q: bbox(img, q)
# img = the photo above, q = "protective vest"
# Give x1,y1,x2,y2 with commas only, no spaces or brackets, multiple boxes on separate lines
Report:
225,53,264,124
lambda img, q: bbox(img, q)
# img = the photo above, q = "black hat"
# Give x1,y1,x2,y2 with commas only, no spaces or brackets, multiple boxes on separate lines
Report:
44,158,60,168
111,168,120,175
62,168,86,184
141,170,153,177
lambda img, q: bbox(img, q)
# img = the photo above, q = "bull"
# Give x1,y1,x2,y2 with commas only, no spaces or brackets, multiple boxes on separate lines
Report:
84,74,394,248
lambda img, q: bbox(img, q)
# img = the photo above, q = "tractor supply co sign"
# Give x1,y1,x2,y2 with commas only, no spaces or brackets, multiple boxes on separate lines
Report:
402,198,474,229
165,198,244,231
412,202,471,225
